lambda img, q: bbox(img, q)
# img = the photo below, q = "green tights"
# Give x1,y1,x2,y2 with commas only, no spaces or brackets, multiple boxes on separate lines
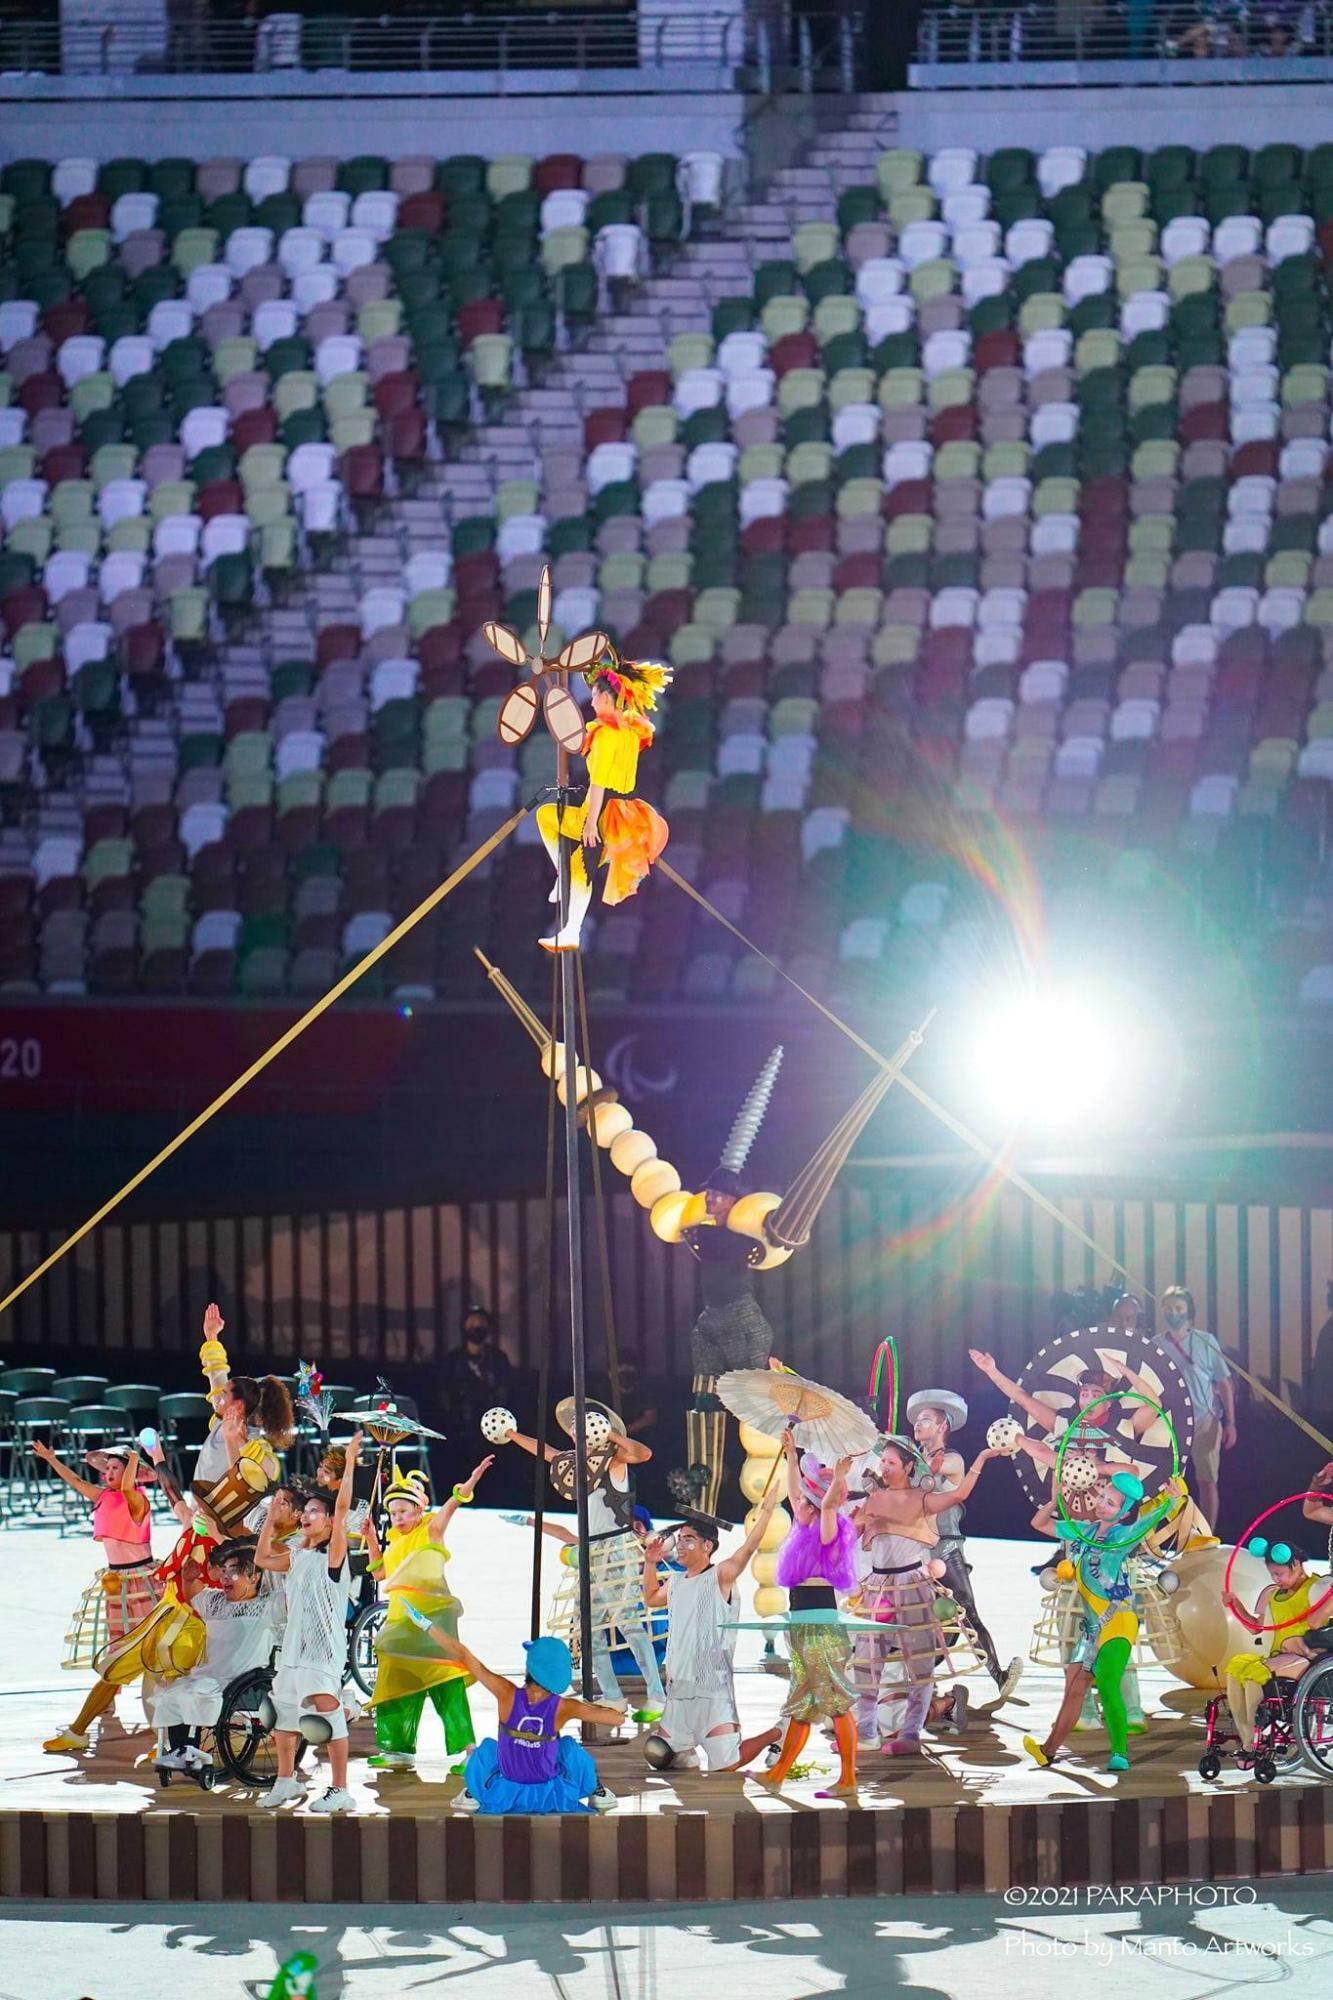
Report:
1094,1636,1133,1762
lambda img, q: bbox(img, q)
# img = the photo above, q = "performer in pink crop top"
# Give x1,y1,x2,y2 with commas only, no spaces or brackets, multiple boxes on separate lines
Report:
34,1435,163,1680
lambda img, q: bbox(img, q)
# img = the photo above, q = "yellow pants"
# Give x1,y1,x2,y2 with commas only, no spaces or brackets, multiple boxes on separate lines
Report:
536,800,592,888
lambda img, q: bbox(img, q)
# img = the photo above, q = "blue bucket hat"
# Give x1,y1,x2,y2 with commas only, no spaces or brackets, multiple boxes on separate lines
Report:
523,1635,574,1696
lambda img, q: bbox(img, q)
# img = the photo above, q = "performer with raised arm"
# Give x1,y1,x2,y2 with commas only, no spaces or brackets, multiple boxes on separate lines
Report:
43,1319,294,1757
906,1388,1022,1703
422,1632,623,1815
1222,1540,1333,1745
639,1491,783,1774
1024,1471,1187,1773
853,1436,1001,1752
35,1435,158,1695
501,1409,665,1718
150,1537,281,1782
362,1456,493,1772
255,1432,364,1814
757,1435,861,1796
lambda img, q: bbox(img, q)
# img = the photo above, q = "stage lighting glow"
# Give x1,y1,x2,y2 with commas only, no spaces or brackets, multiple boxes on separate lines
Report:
971,990,1120,1127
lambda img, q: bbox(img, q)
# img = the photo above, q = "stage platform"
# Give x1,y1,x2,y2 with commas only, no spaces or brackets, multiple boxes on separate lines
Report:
2,1515,1331,1905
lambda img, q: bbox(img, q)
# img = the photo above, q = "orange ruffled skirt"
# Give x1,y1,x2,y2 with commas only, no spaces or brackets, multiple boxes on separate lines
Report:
599,797,669,906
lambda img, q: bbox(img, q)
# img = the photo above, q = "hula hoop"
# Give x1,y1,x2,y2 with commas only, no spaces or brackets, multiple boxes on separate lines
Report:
1054,1390,1181,1549
1223,1494,1333,1636
867,1337,899,1436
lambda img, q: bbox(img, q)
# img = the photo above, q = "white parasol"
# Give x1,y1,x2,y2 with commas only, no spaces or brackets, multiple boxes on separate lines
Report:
715,1367,879,1466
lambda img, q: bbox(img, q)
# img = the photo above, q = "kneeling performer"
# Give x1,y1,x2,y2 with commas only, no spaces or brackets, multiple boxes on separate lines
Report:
641,1489,782,1773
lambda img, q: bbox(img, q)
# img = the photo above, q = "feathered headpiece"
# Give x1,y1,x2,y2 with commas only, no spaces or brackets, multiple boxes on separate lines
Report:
588,645,673,717
295,1360,334,1435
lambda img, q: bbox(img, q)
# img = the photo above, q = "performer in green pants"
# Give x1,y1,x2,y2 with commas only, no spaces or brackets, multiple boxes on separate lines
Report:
364,1459,491,1770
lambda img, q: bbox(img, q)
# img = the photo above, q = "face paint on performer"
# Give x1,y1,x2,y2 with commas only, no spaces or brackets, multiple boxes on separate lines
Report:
387,1495,426,1533
672,1521,721,1574
216,1554,261,1601
911,1406,951,1455
300,1491,335,1546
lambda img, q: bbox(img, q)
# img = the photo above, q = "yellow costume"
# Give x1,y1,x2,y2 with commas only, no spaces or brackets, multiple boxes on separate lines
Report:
1224,1575,1321,1684
368,1514,476,1763
535,651,672,951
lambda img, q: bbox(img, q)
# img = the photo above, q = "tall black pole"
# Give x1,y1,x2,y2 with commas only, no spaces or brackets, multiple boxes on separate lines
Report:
556,730,597,1704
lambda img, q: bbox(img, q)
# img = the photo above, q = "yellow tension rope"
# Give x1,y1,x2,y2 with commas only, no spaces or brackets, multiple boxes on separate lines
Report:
656,859,1333,1460
0,807,528,1324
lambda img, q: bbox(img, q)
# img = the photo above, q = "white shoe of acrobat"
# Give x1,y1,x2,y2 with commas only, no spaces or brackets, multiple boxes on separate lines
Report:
309,1787,356,1815
591,1786,617,1814
155,1748,189,1771
259,1776,306,1809
538,924,584,953
454,1788,480,1813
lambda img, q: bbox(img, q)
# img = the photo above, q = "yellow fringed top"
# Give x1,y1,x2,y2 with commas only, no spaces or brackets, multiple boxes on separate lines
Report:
585,714,652,796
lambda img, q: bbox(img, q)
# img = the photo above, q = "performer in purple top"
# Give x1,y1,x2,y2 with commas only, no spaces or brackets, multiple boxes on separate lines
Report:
756,1434,861,1796
419,1626,626,1815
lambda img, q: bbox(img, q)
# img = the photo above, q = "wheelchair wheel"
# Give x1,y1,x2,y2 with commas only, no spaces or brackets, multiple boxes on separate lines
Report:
214,1667,306,1792
347,1600,385,1700
1253,1755,1277,1784
1198,1752,1221,1780
1292,1656,1333,1779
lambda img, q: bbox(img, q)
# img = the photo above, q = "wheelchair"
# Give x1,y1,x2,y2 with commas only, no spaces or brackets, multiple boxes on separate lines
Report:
1198,1679,1303,1784
1291,1647,1333,1779
163,1603,385,1793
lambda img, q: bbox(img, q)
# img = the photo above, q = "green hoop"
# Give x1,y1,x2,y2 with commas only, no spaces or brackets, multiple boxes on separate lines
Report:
1053,1390,1181,1549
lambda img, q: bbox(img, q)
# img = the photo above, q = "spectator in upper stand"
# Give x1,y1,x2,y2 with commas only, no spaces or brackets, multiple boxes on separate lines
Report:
440,1306,513,1437
1154,1285,1236,1530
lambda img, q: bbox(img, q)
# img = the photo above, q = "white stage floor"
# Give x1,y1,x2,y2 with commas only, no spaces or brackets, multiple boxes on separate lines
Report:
0,1508,1247,1811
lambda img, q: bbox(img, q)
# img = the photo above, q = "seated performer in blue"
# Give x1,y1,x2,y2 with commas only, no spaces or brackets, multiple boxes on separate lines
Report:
424,1628,625,1814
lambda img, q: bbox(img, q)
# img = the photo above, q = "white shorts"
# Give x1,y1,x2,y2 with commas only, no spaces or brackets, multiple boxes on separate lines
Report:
659,1691,741,1771
271,1663,342,1732
151,1672,227,1730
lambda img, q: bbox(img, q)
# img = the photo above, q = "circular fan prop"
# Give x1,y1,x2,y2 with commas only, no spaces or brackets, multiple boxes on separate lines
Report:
1012,1324,1195,1510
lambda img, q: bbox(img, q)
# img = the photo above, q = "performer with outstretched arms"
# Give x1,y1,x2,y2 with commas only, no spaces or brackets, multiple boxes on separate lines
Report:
854,1436,1001,1751
362,1457,493,1771
502,1415,665,1717
1024,1471,1186,1773
35,1435,158,1694
639,1492,783,1773
906,1389,1022,1702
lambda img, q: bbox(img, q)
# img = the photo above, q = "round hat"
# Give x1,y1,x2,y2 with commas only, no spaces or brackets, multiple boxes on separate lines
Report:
905,1389,969,1431
524,1635,574,1697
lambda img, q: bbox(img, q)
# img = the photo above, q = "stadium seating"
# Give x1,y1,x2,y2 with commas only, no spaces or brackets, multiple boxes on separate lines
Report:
3,142,1333,1007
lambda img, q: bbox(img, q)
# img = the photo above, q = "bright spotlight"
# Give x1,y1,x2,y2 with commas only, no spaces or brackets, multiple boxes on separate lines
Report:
971,989,1120,1128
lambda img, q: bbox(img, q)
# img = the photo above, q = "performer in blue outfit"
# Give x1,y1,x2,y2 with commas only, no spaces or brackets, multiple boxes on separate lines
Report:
1024,1469,1186,1773
419,1625,625,1814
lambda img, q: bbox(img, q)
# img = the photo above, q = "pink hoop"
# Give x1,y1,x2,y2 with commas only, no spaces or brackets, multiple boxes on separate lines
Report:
1222,1493,1333,1635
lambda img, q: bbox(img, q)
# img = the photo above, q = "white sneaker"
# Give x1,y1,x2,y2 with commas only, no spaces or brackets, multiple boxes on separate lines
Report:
453,1788,480,1813
997,1656,1024,1704
591,1785,616,1814
309,1786,355,1815
155,1747,189,1771
259,1776,305,1809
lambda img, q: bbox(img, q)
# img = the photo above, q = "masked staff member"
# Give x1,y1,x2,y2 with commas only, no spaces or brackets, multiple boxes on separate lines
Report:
362,1457,493,1772
906,1389,1023,1705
